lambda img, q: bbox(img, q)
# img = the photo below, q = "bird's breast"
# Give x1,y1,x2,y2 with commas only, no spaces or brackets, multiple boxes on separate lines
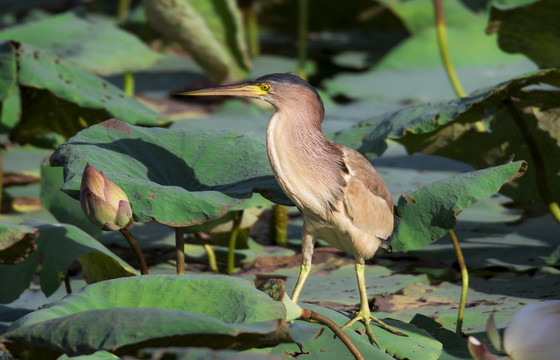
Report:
266,113,345,218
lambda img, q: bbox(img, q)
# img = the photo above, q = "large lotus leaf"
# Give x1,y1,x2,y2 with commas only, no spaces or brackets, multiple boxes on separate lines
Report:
143,0,250,84
0,223,136,304
130,347,282,360
0,275,294,359
0,12,162,76
333,69,560,157
0,222,38,265
333,69,560,204
50,118,291,227
487,0,560,69
58,351,119,360
393,161,527,251
0,40,16,101
410,314,470,360
254,304,442,360
5,41,169,145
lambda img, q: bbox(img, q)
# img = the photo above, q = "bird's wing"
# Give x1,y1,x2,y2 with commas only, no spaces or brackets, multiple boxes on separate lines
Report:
340,146,394,240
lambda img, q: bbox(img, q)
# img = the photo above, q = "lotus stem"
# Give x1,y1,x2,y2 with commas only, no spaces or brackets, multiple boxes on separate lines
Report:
270,205,288,247
298,0,309,80
449,229,468,334
549,202,560,224
175,227,186,274
123,72,135,96
120,227,149,275
301,309,365,360
245,1,260,57
433,0,485,132
64,270,72,294
227,211,244,275
117,0,131,22
193,233,218,272
505,98,560,224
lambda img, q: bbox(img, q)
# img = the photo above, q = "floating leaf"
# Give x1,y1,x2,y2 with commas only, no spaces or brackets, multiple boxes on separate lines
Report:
393,161,527,251
487,0,560,69
0,222,38,264
0,275,297,359
134,347,282,360
1,40,169,145
410,314,470,360
143,0,250,84
50,118,291,227
257,304,441,360
333,69,560,204
0,12,161,76
0,223,136,304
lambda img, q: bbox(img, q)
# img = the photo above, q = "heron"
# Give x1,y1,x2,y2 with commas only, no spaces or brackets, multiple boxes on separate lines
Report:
181,73,404,345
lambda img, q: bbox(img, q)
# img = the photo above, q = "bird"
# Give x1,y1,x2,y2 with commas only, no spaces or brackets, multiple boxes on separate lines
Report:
181,73,404,345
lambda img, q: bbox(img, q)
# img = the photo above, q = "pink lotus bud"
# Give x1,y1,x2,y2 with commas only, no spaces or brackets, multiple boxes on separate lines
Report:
80,163,132,231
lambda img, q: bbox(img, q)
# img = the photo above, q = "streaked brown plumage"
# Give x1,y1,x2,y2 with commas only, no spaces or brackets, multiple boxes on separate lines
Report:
181,73,404,345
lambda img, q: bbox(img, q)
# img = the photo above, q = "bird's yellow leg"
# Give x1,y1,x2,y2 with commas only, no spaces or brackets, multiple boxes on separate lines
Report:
291,227,314,304
342,263,406,346
291,263,311,304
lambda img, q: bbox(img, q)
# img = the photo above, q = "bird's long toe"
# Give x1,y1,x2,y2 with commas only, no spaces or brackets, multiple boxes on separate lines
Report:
341,309,407,347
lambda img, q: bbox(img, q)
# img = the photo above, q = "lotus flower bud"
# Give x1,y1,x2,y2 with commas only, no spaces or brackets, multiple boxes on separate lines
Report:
468,300,560,360
80,163,132,231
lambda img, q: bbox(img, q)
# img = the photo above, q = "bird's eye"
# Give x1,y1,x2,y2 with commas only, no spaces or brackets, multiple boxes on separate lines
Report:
260,83,270,92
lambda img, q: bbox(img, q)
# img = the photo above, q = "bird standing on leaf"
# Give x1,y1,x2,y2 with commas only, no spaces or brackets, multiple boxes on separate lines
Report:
182,73,404,345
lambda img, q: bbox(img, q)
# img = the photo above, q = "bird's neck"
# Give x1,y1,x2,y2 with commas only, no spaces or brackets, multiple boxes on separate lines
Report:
266,105,346,215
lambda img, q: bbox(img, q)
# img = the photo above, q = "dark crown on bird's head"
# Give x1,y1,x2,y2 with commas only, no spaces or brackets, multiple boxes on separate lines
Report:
255,73,324,111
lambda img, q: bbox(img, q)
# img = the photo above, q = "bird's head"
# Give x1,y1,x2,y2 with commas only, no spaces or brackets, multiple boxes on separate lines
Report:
179,73,324,114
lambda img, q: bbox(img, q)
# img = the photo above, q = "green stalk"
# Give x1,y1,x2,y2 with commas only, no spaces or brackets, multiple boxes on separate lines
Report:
505,98,560,224
433,0,485,132
227,211,244,275
297,0,309,80
120,227,149,275
246,1,260,57
194,233,218,272
64,270,72,294
269,205,288,247
449,229,468,334
117,0,131,22
175,227,186,274
123,72,135,96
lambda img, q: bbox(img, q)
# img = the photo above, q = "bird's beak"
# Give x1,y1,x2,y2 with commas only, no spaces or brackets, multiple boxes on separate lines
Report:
178,83,265,98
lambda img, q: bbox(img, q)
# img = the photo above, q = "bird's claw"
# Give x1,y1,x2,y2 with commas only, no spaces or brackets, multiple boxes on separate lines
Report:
341,311,407,347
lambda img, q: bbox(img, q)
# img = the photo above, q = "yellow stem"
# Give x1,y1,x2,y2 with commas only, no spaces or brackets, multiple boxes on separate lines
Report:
433,0,485,132
548,202,560,224
227,211,244,275
246,3,260,57
270,205,289,247
449,229,468,334
175,227,185,274
117,0,131,22
194,233,219,272
123,72,135,96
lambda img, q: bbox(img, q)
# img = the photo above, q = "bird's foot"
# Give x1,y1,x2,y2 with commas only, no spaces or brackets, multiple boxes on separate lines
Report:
341,310,407,347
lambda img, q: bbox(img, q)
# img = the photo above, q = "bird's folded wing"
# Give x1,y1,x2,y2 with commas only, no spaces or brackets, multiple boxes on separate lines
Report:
341,147,394,240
